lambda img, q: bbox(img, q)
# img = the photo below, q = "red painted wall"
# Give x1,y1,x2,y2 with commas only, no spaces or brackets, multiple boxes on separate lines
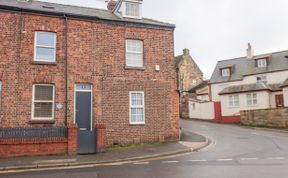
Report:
222,116,241,123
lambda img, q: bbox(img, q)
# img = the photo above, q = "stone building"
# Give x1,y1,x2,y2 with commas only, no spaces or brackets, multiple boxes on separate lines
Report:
175,49,204,93
175,48,204,118
0,0,179,158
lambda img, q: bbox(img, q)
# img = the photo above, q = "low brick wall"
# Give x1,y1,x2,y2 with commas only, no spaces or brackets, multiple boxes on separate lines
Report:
0,138,68,158
0,124,78,158
241,108,288,128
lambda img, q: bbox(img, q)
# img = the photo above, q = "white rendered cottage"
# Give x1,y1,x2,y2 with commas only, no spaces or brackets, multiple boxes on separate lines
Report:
209,44,288,122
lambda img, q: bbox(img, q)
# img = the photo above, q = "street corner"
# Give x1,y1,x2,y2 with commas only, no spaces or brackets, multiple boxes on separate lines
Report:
179,130,211,152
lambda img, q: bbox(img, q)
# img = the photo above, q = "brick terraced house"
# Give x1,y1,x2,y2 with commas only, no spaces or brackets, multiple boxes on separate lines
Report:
0,0,179,157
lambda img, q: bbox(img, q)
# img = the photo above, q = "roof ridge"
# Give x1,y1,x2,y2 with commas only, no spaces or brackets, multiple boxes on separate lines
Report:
217,49,288,63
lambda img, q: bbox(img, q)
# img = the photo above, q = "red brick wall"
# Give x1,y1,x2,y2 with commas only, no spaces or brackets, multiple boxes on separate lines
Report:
0,12,66,127
0,138,67,158
0,10,179,149
67,123,78,155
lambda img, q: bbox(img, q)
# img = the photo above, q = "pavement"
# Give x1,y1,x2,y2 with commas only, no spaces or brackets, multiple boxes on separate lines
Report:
0,130,209,173
3,120,288,178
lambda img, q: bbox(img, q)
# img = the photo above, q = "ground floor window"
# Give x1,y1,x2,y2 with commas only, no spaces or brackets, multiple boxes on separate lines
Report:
129,91,145,124
32,84,55,120
229,95,239,107
246,93,257,106
197,95,209,101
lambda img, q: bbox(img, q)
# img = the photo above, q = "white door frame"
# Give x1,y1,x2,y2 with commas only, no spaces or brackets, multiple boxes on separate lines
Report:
74,84,93,131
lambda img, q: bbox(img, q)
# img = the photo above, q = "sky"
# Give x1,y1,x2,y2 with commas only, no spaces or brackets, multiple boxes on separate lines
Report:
39,0,288,79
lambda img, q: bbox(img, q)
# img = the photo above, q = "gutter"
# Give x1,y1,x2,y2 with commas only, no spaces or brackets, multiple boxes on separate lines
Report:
218,88,272,95
64,14,68,126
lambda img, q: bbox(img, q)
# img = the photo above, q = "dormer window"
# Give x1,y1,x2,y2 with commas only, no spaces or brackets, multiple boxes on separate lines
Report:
256,58,267,68
123,1,142,19
126,2,139,17
221,68,231,77
257,76,267,84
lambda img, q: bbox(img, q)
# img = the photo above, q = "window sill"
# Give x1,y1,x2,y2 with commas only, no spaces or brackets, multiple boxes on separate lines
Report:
246,105,258,108
31,61,57,65
129,123,145,126
125,66,146,70
228,106,240,108
29,120,55,124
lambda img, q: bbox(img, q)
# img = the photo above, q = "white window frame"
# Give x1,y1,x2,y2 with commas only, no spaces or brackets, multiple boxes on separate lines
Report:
126,40,144,68
257,59,267,68
228,95,239,107
34,31,57,62
74,84,93,131
31,84,55,120
221,68,230,77
129,91,145,125
246,93,258,106
284,88,288,107
122,1,142,19
201,95,209,101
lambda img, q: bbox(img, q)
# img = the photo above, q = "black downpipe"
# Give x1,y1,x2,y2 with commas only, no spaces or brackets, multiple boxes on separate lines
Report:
64,14,68,126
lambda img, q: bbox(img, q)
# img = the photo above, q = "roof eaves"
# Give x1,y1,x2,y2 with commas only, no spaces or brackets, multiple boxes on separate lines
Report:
219,88,271,95
0,3,175,29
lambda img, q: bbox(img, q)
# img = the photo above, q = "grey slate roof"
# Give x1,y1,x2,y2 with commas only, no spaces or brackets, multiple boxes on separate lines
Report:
281,78,288,87
269,83,282,91
0,0,175,28
219,83,270,95
218,83,282,95
188,80,208,93
210,50,288,84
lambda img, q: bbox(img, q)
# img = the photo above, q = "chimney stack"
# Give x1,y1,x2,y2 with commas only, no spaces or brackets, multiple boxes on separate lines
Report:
246,43,253,59
183,48,190,56
107,0,117,11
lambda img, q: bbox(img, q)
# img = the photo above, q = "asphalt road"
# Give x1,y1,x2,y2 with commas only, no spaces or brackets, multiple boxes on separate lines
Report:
3,119,288,178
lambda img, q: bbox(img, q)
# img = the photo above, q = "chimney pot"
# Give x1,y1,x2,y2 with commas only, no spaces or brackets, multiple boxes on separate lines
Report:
183,48,190,55
107,0,117,11
246,43,254,59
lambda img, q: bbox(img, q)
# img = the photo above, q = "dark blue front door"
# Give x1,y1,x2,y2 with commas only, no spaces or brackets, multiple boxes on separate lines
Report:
75,84,96,154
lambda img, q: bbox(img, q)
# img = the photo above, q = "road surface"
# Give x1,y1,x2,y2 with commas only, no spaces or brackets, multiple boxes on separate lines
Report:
2,119,288,178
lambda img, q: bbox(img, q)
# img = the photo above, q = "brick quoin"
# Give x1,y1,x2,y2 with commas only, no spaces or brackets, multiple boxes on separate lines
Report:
0,8,179,157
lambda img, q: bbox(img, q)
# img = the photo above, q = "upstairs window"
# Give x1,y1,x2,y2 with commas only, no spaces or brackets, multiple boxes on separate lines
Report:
256,58,267,68
126,40,144,68
257,76,267,84
32,84,55,120
34,32,56,62
124,2,141,18
246,93,257,106
129,91,145,124
221,68,230,77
